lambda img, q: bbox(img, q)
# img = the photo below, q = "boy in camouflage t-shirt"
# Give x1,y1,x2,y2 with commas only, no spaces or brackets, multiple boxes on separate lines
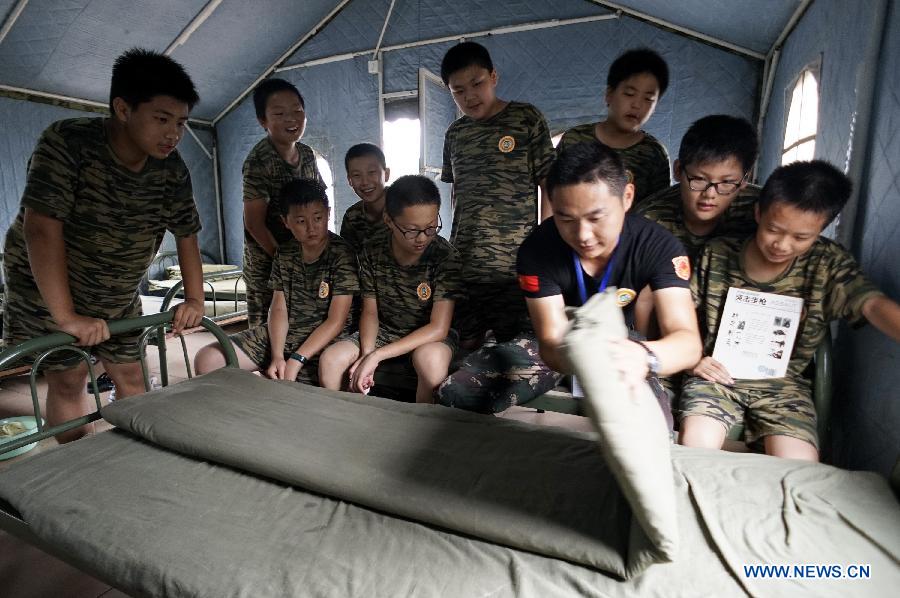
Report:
195,180,357,385
680,161,900,461
559,48,671,206
320,176,463,403
242,78,324,328
2,49,205,442
340,143,391,253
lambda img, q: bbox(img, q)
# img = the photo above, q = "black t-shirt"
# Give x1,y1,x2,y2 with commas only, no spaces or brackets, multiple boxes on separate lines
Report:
516,213,690,328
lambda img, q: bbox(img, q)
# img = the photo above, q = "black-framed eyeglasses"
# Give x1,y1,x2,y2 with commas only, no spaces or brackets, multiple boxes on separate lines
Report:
685,171,748,195
390,215,442,240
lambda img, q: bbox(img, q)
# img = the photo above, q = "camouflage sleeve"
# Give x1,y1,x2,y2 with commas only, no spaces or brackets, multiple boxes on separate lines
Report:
646,140,672,198
20,122,79,220
692,244,713,309
331,245,360,296
432,248,464,302
528,108,556,183
823,248,885,326
440,126,454,183
242,150,269,203
360,248,377,299
268,251,285,292
166,157,201,238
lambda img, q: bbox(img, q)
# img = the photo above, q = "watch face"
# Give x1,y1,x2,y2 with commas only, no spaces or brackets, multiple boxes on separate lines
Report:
647,352,660,375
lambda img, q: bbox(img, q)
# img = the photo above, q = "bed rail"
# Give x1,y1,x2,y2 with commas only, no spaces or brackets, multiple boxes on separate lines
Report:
0,312,237,455
159,268,247,319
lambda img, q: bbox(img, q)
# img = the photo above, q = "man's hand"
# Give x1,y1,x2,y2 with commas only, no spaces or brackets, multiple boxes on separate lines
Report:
349,351,379,394
56,314,110,346
691,356,734,386
172,298,204,334
607,338,651,397
266,356,287,380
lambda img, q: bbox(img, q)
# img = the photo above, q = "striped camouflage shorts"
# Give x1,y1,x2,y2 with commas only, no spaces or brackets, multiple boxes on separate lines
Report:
230,325,318,385
678,377,818,448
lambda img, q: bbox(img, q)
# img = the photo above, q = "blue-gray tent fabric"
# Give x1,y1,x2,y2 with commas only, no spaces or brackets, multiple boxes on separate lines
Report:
419,71,456,237
757,0,876,180
0,96,221,265
215,57,379,266
831,0,900,477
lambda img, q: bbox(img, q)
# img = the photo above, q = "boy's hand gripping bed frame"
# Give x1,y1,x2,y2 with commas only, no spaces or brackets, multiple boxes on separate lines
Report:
0,301,898,597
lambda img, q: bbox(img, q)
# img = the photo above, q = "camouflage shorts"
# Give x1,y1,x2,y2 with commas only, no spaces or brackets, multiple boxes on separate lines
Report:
243,243,274,329
230,325,317,385
2,289,144,371
678,377,818,448
453,280,531,343
436,332,561,414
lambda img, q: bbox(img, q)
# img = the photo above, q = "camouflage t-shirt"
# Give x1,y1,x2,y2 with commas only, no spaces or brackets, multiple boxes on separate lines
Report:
3,117,200,317
339,200,387,253
269,232,359,351
360,232,464,343
693,236,883,388
242,137,323,247
441,101,556,282
558,123,671,206
637,183,760,263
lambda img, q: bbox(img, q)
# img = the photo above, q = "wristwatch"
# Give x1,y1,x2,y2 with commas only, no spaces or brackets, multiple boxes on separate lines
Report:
631,340,660,377
289,353,308,365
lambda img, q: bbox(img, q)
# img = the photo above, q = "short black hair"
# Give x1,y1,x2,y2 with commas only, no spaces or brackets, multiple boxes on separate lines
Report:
344,143,387,172
759,160,852,224
109,48,199,112
679,115,759,173
440,41,494,84
279,178,329,215
607,48,669,97
384,175,441,219
546,141,629,198
253,78,305,120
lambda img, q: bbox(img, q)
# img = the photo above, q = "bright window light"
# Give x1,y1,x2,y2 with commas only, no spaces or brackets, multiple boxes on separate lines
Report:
315,154,336,231
383,118,421,178
782,67,819,165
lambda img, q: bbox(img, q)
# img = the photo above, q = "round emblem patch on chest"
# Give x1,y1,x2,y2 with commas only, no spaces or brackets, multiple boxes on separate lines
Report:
416,282,432,302
498,135,516,153
615,288,637,307
318,281,330,299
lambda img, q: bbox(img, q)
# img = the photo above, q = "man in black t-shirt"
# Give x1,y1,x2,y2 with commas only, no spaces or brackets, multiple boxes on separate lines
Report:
517,141,702,420
438,141,701,416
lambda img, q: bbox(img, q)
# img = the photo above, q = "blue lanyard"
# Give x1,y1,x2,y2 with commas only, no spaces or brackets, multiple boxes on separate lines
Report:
572,247,617,305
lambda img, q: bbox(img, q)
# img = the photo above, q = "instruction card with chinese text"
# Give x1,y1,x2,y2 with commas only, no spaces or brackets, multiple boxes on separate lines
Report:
712,287,803,379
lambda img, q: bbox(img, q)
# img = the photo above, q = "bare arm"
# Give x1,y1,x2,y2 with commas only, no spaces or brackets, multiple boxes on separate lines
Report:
525,294,571,373
293,295,353,358
265,291,289,379
357,297,380,356
172,234,205,333
243,199,278,257
644,286,703,375
23,208,109,345
862,294,900,342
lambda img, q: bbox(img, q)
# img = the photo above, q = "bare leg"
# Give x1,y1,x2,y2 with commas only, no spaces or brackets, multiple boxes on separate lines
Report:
318,341,360,390
194,341,259,375
411,342,453,403
44,362,93,443
764,434,819,462
101,360,147,400
679,415,728,450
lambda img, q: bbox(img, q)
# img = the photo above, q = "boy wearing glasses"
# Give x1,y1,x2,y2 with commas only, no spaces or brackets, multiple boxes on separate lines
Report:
637,115,759,263
319,175,463,403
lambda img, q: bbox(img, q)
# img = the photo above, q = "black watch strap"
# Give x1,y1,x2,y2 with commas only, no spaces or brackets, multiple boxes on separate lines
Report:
289,353,308,365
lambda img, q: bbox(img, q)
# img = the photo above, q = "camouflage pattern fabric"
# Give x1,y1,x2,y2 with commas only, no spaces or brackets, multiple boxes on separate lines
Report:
360,231,464,344
2,117,200,367
441,101,556,284
230,325,318,385
558,123,671,206
692,235,883,389
679,376,818,448
339,200,387,253
242,137,323,327
436,333,561,414
636,183,760,263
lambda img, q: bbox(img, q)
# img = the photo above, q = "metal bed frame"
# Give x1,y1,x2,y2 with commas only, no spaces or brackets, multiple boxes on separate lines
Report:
0,311,238,456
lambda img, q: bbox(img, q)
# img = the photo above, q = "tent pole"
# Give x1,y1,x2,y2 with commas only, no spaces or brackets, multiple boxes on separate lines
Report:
164,0,223,56
0,0,29,46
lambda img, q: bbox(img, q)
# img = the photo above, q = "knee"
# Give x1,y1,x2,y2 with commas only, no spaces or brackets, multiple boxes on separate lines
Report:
412,345,450,378
319,343,354,374
47,366,89,397
194,344,225,375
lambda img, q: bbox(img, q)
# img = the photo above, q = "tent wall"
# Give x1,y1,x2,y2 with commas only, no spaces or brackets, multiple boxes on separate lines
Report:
215,0,760,264
0,95,222,266
759,0,900,475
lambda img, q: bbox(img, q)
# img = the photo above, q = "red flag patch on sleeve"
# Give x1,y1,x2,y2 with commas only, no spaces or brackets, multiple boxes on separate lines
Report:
672,255,691,281
518,274,540,293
